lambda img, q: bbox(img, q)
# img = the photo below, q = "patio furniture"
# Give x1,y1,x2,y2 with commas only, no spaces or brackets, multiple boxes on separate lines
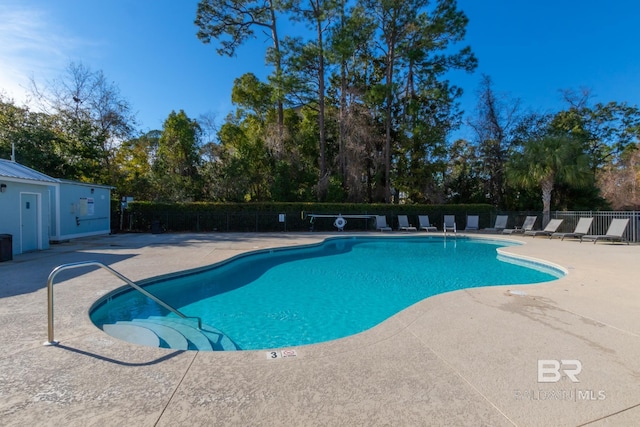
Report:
418,215,437,232
397,215,417,231
524,218,563,238
550,217,593,240
483,215,508,233
580,218,629,244
443,215,456,234
503,216,537,234
464,215,479,232
376,215,392,232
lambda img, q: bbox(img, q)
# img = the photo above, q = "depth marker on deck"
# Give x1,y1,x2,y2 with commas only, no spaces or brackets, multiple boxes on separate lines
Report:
266,349,298,359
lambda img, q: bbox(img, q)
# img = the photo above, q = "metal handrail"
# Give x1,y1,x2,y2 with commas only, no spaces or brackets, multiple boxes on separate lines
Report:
44,260,201,346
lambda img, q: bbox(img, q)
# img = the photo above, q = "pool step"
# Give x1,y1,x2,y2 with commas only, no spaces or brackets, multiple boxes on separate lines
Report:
147,317,240,351
101,317,239,351
130,320,190,349
103,323,160,347
140,318,212,350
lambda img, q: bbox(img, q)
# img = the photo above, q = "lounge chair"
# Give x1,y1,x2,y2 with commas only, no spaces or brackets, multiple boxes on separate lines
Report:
484,215,508,233
464,215,479,232
503,216,537,234
418,215,437,232
524,218,563,237
550,217,593,240
443,215,456,234
397,215,417,231
376,215,392,232
580,218,629,244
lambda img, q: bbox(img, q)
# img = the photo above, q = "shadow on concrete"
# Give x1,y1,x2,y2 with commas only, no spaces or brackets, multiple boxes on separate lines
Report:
0,251,139,298
53,343,187,366
0,232,333,299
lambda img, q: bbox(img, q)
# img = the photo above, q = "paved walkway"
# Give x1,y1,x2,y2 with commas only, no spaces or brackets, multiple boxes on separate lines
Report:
0,232,639,426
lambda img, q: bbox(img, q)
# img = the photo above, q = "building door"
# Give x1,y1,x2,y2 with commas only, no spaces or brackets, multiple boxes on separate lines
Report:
21,193,39,252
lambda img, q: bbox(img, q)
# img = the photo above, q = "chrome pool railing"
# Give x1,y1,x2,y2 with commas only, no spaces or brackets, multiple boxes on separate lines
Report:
44,260,201,346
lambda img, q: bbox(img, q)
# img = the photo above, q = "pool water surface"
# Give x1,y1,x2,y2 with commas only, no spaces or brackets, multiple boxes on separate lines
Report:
91,236,563,350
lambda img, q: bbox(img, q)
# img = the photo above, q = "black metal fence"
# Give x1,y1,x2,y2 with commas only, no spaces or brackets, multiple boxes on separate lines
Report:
116,207,639,242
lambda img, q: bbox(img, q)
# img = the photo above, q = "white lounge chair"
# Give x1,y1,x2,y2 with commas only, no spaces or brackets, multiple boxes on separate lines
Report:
503,216,537,234
484,215,508,233
397,215,417,231
524,218,563,237
376,215,392,232
418,215,437,232
580,218,629,244
550,217,593,240
443,215,456,234
464,215,479,232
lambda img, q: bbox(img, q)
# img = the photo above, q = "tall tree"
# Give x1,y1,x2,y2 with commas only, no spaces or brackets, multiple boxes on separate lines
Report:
153,110,203,202
212,74,280,201
231,73,274,122
468,75,520,208
283,0,335,200
29,62,136,184
0,97,66,176
598,142,640,209
327,2,377,201
445,138,483,204
195,0,286,129
507,135,592,225
551,99,640,173
364,0,476,202
113,130,160,200
365,0,412,202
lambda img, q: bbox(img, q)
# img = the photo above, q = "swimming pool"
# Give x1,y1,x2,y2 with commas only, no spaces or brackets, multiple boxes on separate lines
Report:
90,236,563,351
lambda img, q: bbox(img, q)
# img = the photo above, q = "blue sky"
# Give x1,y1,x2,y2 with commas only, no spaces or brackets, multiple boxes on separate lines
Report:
1,0,639,140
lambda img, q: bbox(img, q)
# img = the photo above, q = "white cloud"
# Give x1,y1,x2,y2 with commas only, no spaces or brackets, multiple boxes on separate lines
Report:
0,3,86,103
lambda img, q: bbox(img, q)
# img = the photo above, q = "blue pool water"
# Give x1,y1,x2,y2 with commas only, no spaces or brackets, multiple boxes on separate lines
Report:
91,236,563,350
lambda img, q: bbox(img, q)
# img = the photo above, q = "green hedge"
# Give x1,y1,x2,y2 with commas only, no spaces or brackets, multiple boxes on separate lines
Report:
119,202,496,233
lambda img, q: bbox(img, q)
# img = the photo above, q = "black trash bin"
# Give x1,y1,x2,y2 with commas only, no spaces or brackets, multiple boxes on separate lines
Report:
0,234,12,262
151,220,163,234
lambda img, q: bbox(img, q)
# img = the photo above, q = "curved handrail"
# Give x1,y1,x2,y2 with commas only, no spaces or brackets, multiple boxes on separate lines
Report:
44,260,201,346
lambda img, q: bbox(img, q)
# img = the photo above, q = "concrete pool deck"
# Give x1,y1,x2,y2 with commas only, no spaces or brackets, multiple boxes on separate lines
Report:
0,232,639,426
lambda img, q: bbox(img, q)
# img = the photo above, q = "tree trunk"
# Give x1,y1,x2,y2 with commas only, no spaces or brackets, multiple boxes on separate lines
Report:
541,177,554,227
339,61,347,187
269,7,284,131
384,43,395,204
316,9,327,201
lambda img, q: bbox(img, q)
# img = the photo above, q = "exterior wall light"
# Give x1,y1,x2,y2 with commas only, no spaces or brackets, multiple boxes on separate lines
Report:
0,183,6,193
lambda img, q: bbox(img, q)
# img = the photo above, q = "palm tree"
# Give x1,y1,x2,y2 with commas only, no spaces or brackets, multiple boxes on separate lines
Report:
507,135,592,225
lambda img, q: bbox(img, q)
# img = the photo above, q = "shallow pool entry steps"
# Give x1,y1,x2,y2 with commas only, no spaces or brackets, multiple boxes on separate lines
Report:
102,317,240,351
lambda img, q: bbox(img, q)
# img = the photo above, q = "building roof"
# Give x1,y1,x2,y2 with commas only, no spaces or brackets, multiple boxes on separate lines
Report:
0,159,59,184
57,178,114,190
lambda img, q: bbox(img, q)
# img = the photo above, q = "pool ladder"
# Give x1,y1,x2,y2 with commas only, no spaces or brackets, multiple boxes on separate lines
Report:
44,260,202,346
